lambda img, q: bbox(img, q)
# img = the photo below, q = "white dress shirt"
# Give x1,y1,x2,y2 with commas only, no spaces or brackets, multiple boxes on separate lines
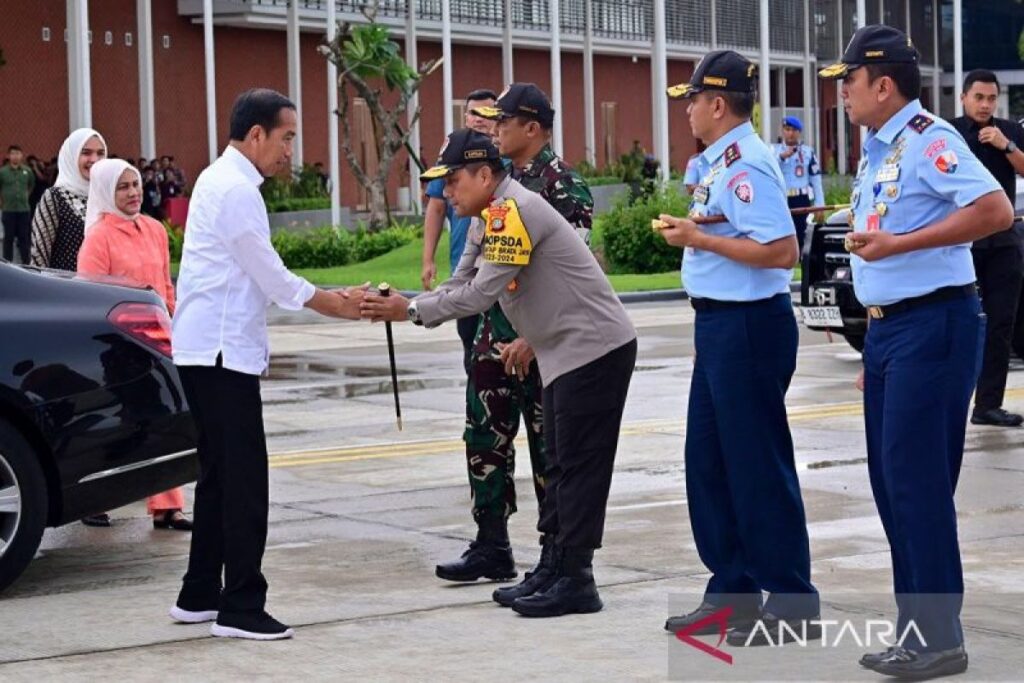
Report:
172,146,315,375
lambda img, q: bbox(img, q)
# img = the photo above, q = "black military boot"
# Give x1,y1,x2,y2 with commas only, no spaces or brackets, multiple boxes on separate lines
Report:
435,516,517,582
511,547,603,617
492,538,558,607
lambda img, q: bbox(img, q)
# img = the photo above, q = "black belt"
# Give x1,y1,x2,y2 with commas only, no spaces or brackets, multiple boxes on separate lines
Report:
690,293,783,312
866,284,976,320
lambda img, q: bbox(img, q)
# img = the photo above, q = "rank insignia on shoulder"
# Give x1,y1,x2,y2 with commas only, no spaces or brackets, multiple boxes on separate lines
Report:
908,114,934,134
483,199,532,266
724,143,742,167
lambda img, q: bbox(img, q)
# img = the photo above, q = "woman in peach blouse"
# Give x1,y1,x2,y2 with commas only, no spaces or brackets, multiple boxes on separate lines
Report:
78,158,192,531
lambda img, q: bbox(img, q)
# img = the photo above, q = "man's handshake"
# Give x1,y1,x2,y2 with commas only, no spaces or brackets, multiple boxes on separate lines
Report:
305,283,371,320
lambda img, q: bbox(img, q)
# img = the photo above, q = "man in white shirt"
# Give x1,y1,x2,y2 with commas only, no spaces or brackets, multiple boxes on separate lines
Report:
169,89,363,641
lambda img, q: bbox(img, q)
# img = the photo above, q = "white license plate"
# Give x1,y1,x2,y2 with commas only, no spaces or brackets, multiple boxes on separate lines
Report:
800,306,844,328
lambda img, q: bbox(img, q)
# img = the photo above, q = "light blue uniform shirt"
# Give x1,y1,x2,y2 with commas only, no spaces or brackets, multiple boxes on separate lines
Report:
772,142,825,202
684,121,795,301
683,154,700,188
849,99,1001,306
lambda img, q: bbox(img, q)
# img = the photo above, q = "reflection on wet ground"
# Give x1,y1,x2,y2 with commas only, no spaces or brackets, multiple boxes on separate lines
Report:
263,378,462,404
267,356,413,381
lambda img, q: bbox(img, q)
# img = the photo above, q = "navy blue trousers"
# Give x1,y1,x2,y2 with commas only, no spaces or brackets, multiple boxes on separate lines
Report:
863,294,984,652
686,293,819,619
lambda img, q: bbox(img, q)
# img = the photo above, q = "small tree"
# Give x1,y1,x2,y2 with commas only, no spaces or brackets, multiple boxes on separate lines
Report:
320,5,440,230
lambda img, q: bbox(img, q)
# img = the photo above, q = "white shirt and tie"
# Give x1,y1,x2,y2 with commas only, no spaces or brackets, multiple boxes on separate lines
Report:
172,146,315,375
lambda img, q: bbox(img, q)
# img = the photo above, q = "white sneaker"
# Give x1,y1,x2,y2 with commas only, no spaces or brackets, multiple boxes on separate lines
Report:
169,605,218,624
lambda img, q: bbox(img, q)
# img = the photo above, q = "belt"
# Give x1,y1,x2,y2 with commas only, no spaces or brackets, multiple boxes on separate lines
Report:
787,188,811,198
690,294,782,312
865,284,976,320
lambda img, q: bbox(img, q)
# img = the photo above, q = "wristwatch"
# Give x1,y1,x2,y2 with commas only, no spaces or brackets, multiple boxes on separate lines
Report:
1006,141,1017,155
407,300,423,326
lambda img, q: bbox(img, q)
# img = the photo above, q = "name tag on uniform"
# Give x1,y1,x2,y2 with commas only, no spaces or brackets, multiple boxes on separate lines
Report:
693,185,710,204
874,165,900,183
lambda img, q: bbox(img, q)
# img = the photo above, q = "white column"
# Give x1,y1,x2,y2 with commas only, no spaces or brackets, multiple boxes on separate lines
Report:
778,67,787,124
932,0,940,113
502,0,514,85
137,0,156,158
327,0,341,226
203,0,217,163
583,0,596,166
856,0,866,27
836,4,847,175
710,0,718,49
802,0,813,149
67,0,92,129
652,0,669,181
953,0,963,116
441,0,454,133
759,0,771,142
549,0,563,156
287,0,303,166
406,0,421,215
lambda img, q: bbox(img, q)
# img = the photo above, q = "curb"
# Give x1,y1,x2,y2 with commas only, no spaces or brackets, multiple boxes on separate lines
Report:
387,282,800,305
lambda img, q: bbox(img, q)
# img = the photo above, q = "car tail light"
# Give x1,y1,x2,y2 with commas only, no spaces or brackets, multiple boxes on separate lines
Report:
108,302,173,358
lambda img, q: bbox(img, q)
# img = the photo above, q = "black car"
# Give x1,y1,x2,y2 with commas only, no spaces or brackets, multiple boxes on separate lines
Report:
0,262,197,592
799,209,867,351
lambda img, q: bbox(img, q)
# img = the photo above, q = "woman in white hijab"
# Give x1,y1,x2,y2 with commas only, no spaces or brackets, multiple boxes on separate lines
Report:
76,159,191,531
29,128,107,270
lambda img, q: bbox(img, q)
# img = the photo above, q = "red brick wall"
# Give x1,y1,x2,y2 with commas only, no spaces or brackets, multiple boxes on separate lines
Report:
1,3,704,207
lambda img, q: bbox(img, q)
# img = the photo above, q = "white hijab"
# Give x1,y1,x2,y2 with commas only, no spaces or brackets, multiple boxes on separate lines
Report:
84,159,141,235
54,127,107,197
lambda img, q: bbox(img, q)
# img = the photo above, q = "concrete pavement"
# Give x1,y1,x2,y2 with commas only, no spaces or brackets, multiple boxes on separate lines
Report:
0,301,1022,681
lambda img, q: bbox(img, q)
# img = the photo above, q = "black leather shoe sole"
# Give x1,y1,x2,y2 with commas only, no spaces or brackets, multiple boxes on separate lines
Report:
435,565,517,582
664,614,759,635
874,654,968,681
511,594,603,618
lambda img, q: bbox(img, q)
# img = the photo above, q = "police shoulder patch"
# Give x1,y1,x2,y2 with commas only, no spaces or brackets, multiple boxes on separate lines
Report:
482,199,532,266
724,143,742,167
908,114,934,134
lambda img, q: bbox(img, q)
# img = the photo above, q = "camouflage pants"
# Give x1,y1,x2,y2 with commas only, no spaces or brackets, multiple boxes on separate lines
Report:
464,302,546,522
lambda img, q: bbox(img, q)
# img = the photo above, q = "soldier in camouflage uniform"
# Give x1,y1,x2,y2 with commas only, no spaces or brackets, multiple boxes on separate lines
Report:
434,83,595,584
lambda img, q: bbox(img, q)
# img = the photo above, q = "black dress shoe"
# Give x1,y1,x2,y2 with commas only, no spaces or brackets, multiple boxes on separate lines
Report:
860,646,899,669
511,548,603,618
971,408,1024,427
493,542,557,607
726,613,822,647
81,513,111,527
664,601,760,634
154,510,193,531
435,541,517,582
872,645,968,680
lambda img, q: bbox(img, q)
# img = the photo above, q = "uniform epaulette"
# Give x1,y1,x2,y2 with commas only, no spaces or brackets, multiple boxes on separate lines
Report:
908,114,934,134
724,143,742,167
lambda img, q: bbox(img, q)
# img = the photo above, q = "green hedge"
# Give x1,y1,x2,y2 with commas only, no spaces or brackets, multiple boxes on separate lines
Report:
599,187,689,274
265,197,332,213
270,225,418,269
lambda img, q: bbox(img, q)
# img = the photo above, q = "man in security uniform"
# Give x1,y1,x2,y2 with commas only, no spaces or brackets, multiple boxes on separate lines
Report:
361,129,637,618
431,84,595,588
772,116,825,250
658,50,820,647
820,25,1012,679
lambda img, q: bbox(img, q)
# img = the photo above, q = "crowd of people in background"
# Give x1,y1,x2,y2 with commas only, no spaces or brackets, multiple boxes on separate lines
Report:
0,145,189,249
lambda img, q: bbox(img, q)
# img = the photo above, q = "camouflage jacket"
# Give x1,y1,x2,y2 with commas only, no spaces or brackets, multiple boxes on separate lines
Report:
512,145,594,245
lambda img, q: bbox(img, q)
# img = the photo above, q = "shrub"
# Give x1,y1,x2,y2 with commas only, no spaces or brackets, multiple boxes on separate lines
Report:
268,223,419,269
164,221,184,262
599,187,690,274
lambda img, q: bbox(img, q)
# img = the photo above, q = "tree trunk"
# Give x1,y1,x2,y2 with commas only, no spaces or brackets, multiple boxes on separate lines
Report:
367,182,389,231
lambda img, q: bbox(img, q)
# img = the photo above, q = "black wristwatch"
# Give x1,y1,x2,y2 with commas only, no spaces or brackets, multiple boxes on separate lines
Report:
1006,141,1017,155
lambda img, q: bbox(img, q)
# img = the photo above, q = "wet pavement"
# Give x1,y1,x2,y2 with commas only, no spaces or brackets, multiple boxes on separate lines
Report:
1,301,1022,681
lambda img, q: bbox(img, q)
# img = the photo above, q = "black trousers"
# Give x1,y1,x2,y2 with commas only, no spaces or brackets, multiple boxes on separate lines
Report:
177,364,270,615
2,211,31,263
973,246,1023,411
787,194,812,252
536,339,636,550
457,314,481,376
